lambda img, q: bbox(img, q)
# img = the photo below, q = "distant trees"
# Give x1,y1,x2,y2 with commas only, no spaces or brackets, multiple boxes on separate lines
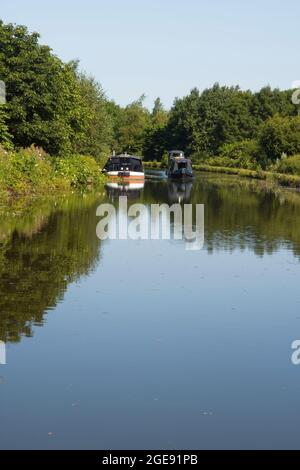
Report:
1,18,300,174
258,115,300,163
162,85,256,156
250,86,296,123
116,95,150,155
143,97,168,161
73,67,114,162
150,84,299,169
163,84,297,160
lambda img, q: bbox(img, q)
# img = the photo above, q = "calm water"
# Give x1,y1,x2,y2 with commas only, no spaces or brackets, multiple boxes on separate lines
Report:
1,172,300,450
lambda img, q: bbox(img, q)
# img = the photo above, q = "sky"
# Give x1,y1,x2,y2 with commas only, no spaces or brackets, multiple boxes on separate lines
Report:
1,0,299,109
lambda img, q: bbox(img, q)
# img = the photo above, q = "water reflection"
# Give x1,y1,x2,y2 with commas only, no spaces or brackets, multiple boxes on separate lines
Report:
1,173,300,345
144,174,300,257
0,194,103,343
105,181,144,200
167,180,193,203
1,173,300,450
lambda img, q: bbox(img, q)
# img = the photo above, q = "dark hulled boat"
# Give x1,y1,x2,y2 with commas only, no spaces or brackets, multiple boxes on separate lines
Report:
102,153,145,181
167,150,193,179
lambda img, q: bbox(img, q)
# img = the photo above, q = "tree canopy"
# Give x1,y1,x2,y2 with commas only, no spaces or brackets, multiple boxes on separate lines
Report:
0,19,299,171
0,20,89,155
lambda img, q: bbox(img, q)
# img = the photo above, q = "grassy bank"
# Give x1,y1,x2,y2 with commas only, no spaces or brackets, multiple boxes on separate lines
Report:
143,161,163,169
193,164,300,188
0,145,106,201
143,160,300,189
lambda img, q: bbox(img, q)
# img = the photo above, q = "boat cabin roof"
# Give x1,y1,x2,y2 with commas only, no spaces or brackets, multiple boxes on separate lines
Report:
170,157,192,165
169,150,185,159
109,154,142,161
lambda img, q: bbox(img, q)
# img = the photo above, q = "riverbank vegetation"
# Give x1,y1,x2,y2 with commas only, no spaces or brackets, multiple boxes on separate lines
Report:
143,88,300,184
1,19,300,196
0,145,104,199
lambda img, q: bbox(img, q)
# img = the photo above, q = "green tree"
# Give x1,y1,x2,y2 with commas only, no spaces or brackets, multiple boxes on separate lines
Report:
117,95,150,154
103,99,125,155
166,84,256,157
0,106,12,147
0,20,89,155
250,86,296,124
74,69,114,163
258,115,300,163
143,97,169,160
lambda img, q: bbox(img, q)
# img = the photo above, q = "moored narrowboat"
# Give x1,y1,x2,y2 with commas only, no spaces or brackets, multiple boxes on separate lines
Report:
167,150,193,179
102,154,145,181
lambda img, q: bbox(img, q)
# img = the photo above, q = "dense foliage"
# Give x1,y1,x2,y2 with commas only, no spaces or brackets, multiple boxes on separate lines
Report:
0,144,105,199
1,19,300,182
0,21,90,155
146,84,299,170
0,106,11,146
273,154,300,175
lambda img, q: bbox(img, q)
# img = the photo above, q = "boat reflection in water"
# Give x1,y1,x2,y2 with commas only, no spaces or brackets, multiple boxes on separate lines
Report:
102,154,145,181
105,181,145,201
167,180,194,204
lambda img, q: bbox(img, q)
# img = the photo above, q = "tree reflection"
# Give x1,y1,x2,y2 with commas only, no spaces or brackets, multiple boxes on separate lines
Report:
0,194,103,343
1,174,300,343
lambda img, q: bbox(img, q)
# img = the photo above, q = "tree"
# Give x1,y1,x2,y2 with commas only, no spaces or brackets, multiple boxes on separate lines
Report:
258,115,300,163
250,86,296,124
165,84,256,157
143,98,169,160
117,95,150,154
74,70,114,162
0,20,89,155
0,106,12,147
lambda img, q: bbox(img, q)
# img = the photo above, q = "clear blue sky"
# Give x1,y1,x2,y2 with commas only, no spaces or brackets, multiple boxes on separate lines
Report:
1,0,299,109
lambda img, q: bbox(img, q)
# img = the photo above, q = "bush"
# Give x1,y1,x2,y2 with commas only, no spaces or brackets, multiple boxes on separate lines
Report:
273,154,300,176
258,115,300,163
53,154,105,188
0,146,55,196
0,146,105,199
201,140,261,170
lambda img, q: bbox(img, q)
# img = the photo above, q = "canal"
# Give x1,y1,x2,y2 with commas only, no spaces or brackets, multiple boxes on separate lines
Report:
0,172,300,449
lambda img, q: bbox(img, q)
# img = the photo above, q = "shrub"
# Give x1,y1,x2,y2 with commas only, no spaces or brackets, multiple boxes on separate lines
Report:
0,146,55,196
53,154,105,188
217,140,261,169
273,154,300,176
0,146,105,199
192,140,262,169
200,141,260,170
258,115,300,163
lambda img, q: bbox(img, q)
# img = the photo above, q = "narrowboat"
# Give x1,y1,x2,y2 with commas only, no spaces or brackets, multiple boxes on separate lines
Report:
167,150,193,179
102,153,145,181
